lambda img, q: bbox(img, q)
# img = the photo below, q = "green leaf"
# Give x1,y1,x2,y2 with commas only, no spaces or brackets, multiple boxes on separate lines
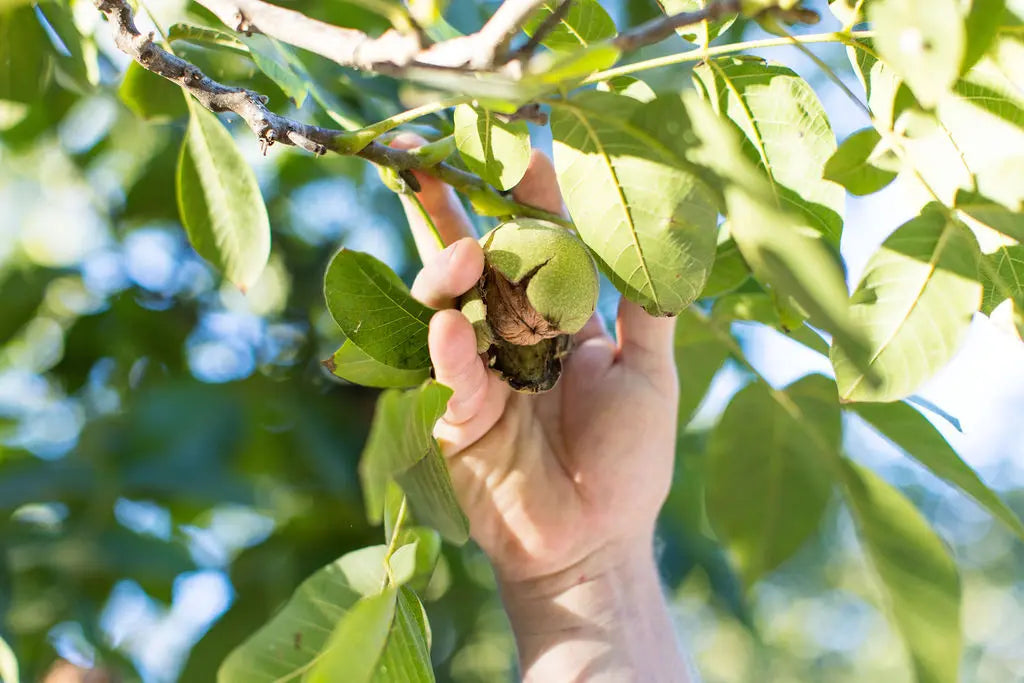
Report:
119,62,188,122
392,527,442,589
962,0,1006,73
453,104,531,191
371,588,434,683
827,0,865,25
868,0,965,108
550,91,719,315
674,308,730,426
712,291,831,356
36,0,92,93
240,34,308,106
0,634,17,683
706,375,838,585
306,588,398,683
684,92,872,370
395,442,470,544
325,340,430,388
168,23,246,50
824,127,899,196
840,460,962,683
693,56,845,245
218,546,390,682
980,244,1024,338
955,189,1024,242
176,100,270,290
832,207,982,403
0,6,52,103
850,401,1024,538
323,250,435,369
656,0,736,45
359,382,453,523
522,0,616,51
595,75,656,102
701,237,750,298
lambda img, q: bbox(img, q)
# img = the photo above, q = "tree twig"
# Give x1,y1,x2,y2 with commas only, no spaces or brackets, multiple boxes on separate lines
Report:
506,0,573,63
612,0,740,51
93,0,570,225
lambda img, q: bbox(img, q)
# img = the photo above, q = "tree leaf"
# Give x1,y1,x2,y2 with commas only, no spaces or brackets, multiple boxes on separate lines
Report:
868,0,965,108
824,127,899,196
980,244,1024,338
832,207,982,403
306,588,398,683
596,75,656,102
706,375,838,586
240,34,308,106
840,460,962,683
693,56,845,245
325,340,430,388
850,401,1024,539
176,99,270,290
359,381,453,525
700,236,750,298
119,62,188,122
550,91,719,315
323,249,435,369
522,0,616,51
395,441,470,544
656,0,736,45
684,92,872,369
0,634,18,683
453,104,531,191
955,189,1024,242
962,0,1006,73
371,588,434,683
674,308,730,426
218,546,391,683
712,291,831,356
0,6,52,103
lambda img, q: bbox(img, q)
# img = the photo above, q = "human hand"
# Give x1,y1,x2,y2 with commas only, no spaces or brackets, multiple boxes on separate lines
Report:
393,134,688,681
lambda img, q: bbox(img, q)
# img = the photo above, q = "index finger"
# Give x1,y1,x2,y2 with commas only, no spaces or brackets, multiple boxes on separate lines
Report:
390,133,475,262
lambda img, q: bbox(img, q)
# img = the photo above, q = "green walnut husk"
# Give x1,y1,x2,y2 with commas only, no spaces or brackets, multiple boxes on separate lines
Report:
459,218,599,393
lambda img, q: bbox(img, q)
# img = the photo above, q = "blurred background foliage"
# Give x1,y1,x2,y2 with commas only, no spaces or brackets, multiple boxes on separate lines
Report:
1,0,1022,681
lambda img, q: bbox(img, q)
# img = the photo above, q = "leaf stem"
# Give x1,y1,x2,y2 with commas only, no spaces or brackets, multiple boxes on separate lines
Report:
381,495,410,590
583,29,875,83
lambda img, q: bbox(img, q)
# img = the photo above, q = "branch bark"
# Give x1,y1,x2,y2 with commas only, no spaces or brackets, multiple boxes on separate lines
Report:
93,0,568,225
612,0,741,51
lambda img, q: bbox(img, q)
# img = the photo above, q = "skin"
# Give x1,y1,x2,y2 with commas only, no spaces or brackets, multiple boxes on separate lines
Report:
393,134,690,683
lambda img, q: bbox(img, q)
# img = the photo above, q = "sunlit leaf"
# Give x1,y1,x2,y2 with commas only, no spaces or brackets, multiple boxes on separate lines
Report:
712,291,831,356
219,546,391,682
955,189,1024,242
0,634,17,683
323,250,435,369
371,588,434,683
522,0,616,51
551,91,719,315
306,588,398,683
962,0,1006,72
832,206,982,403
119,62,187,122
453,104,530,191
693,56,845,245
176,100,270,290
596,75,656,101
850,401,1024,538
656,0,736,45
824,127,898,196
868,0,965,107
707,375,838,585
840,459,962,683
980,244,1024,338
325,340,430,388
395,442,470,544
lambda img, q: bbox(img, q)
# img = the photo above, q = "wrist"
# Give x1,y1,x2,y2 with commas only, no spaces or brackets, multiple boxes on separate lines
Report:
497,536,689,682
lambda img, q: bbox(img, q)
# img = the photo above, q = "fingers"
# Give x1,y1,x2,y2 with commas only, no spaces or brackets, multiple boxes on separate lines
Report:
615,298,677,375
428,309,495,426
410,237,484,309
511,150,567,218
390,133,474,260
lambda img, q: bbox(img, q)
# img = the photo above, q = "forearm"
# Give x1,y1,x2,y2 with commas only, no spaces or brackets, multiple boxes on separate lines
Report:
498,539,690,683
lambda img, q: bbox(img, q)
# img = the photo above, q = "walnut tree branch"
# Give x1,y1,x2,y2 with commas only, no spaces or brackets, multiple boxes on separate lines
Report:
612,0,741,51
92,0,568,225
